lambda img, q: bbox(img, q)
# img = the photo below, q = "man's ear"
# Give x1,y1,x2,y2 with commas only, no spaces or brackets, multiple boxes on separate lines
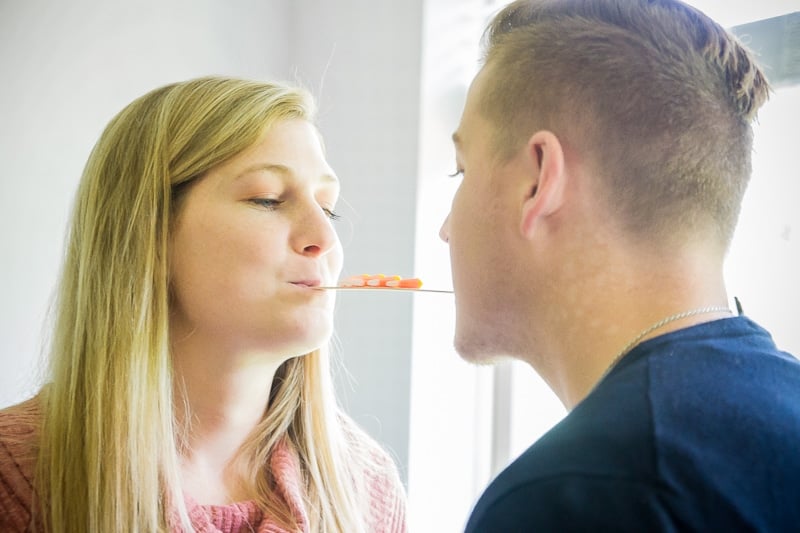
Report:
520,130,566,239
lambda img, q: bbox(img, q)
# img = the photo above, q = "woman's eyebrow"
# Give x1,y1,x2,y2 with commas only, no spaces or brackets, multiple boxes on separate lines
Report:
236,163,338,185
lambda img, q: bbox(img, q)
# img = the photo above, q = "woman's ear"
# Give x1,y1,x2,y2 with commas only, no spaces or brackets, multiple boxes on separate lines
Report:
520,130,566,239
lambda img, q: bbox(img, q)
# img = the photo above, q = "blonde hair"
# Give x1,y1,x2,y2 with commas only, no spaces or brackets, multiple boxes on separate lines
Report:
480,0,770,248
38,77,375,532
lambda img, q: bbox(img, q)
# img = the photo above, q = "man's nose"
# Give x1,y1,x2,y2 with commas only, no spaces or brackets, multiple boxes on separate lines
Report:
439,213,451,243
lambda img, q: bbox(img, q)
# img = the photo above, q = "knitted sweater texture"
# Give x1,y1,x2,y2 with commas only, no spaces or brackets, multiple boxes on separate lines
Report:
0,396,407,532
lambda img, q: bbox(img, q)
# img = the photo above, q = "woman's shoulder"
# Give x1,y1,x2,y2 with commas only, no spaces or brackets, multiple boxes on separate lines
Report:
0,394,41,456
0,394,42,440
0,395,42,523
339,414,402,477
339,415,408,532
0,393,42,418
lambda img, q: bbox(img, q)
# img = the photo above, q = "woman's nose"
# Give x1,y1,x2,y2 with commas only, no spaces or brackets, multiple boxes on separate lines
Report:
293,205,339,257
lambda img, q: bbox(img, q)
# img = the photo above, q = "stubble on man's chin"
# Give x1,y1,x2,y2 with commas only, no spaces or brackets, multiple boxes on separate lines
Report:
453,328,518,367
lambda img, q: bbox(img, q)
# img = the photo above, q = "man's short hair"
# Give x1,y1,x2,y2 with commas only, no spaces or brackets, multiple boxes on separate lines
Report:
481,0,770,247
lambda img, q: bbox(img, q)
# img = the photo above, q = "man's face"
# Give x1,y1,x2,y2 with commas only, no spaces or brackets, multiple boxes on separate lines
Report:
440,67,532,363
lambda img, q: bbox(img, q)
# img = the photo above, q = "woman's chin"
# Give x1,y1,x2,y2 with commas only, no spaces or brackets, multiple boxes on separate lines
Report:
274,319,334,356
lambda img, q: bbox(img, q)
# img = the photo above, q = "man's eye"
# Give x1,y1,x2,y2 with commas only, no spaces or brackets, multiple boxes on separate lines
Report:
448,169,464,178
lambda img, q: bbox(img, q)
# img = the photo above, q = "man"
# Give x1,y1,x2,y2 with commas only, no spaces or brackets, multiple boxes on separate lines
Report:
439,0,800,530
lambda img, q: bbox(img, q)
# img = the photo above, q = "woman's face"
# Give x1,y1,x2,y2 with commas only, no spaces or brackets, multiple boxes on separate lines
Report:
169,118,343,359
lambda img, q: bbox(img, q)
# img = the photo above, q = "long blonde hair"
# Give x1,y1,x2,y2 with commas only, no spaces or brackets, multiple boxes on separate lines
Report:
38,77,374,532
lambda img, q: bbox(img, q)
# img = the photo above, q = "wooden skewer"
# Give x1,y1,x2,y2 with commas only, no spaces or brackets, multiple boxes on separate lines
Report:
314,286,453,294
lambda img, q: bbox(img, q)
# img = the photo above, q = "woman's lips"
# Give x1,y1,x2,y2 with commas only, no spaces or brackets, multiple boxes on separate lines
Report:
289,279,322,288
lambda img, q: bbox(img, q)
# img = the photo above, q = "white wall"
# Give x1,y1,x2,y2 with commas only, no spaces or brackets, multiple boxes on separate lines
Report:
0,0,420,481
0,0,291,405
289,0,424,481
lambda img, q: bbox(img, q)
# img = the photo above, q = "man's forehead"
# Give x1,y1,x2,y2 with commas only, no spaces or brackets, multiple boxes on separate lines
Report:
454,66,494,148
468,65,493,106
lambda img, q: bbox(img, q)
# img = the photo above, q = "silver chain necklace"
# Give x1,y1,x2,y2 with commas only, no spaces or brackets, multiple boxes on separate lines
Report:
598,305,732,384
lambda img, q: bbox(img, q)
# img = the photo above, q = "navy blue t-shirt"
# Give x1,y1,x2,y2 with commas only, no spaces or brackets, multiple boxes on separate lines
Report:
465,317,800,532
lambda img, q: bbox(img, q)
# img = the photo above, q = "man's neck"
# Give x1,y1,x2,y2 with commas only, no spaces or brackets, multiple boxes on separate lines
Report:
522,244,730,410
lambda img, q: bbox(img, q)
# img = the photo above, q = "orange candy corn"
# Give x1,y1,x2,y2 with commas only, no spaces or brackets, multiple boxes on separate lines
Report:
386,278,423,289
339,274,379,287
339,274,422,289
366,275,401,287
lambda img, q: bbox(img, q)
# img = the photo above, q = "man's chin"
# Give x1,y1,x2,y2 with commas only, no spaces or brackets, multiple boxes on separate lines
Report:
453,332,509,366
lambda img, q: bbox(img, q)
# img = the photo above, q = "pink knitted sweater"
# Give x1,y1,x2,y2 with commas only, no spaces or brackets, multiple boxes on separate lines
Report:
0,397,407,532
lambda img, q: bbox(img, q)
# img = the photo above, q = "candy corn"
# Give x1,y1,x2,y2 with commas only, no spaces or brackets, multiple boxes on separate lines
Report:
367,275,401,287
385,278,423,289
339,274,423,290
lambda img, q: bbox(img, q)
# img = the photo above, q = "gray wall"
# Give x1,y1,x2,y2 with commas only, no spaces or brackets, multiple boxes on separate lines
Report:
0,0,422,482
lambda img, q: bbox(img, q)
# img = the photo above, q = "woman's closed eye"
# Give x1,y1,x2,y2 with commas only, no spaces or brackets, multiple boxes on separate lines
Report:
250,197,340,221
250,197,283,210
322,207,341,221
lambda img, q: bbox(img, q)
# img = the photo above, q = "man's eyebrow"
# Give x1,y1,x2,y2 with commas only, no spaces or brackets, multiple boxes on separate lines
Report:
237,163,338,185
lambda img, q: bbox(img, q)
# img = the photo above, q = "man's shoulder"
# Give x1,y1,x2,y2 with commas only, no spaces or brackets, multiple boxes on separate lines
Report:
465,318,800,532
464,390,663,530
466,450,675,532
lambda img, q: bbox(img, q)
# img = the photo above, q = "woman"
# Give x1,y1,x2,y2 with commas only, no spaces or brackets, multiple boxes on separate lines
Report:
0,77,407,532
